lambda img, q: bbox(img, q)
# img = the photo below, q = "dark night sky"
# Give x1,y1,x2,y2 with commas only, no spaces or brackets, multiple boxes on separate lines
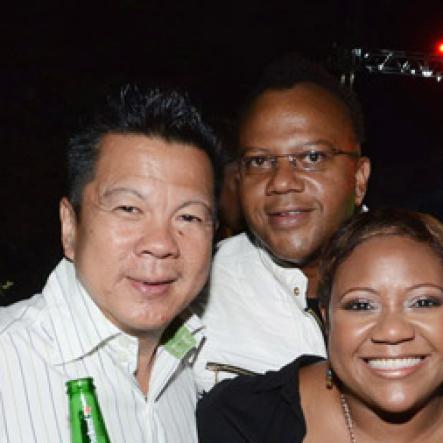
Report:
1,0,443,303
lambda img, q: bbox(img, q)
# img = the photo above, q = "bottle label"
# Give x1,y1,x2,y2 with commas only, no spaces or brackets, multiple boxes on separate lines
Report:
164,325,196,359
82,406,98,442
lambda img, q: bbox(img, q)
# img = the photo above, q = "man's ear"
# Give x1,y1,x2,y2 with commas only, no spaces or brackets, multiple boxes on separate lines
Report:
354,156,371,207
59,197,77,261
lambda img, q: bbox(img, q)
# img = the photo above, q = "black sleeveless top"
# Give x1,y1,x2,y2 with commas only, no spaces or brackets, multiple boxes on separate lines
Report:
197,355,324,443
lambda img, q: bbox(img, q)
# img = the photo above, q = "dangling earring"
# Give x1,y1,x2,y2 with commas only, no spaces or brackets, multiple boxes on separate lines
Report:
326,365,334,389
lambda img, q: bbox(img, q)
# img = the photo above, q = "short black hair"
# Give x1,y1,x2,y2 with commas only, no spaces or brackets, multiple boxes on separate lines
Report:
242,52,365,144
318,207,443,310
67,84,223,212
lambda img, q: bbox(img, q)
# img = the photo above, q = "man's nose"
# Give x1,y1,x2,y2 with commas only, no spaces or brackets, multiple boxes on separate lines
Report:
265,159,305,194
371,310,415,345
135,222,180,259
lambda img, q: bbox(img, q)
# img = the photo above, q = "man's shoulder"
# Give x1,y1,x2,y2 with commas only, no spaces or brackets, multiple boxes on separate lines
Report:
0,292,47,336
208,232,283,300
213,232,260,267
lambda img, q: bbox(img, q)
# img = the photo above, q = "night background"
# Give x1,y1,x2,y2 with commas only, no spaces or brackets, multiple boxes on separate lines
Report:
1,0,443,304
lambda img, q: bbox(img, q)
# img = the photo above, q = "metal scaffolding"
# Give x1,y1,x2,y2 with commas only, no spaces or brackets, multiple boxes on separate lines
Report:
334,48,443,87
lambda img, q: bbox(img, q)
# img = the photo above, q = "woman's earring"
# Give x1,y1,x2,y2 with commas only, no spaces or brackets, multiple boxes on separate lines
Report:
326,366,334,389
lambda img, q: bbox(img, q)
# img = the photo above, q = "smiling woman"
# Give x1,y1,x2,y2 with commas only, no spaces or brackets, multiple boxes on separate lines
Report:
197,208,443,443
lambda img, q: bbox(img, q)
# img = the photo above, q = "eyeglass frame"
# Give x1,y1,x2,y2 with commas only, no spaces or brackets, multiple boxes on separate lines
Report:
238,147,361,175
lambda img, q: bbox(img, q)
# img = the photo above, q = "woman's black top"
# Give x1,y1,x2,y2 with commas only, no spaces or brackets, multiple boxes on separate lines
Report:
197,355,324,443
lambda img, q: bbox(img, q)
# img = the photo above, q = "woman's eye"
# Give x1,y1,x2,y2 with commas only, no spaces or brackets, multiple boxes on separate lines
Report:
412,297,441,308
343,300,374,311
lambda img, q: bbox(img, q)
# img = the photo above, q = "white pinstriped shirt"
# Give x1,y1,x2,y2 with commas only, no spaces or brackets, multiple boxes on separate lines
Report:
0,259,203,443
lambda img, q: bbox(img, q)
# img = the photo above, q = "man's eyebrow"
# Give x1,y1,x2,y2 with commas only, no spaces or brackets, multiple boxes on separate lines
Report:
102,190,214,216
294,139,335,148
240,139,335,153
102,187,146,200
176,200,214,216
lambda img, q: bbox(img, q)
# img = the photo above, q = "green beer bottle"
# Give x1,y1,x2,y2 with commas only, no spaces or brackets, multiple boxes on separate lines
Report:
66,377,111,443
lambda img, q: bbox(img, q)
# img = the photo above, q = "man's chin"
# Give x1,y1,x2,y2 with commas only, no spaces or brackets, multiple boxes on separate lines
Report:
248,230,321,268
265,241,321,269
270,250,319,268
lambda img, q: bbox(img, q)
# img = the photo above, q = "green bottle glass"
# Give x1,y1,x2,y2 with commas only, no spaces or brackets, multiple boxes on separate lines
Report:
66,377,111,443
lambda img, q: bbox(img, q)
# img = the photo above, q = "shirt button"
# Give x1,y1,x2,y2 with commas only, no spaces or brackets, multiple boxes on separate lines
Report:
293,287,300,296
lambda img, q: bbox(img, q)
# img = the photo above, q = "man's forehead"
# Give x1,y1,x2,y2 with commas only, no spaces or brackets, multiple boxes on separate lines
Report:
239,84,357,152
246,82,350,121
96,133,162,158
82,133,214,202
95,133,210,168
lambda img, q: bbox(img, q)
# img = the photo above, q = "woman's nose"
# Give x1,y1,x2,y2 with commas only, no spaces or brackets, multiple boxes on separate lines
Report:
370,310,415,344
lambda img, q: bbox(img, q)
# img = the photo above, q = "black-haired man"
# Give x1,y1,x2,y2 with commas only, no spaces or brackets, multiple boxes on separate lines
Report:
194,54,371,391
0,86,222,442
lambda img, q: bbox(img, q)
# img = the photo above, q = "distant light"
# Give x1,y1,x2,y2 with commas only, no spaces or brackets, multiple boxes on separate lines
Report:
437,41,443,55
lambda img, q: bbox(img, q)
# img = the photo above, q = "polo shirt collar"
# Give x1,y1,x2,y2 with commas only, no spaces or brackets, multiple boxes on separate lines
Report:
44,259,122,365
44,259,204,366
256,240,309,310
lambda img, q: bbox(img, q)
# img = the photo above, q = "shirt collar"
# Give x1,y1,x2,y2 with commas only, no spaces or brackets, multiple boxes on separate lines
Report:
160,309,205,363
43,259,204,365
43,259,121,365
256,241,309,310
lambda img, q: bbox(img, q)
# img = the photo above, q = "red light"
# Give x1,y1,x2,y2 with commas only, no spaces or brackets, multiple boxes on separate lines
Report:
437,41,443,55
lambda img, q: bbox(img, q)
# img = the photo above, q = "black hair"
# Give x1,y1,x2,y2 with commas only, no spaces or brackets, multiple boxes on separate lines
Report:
241,52,365,144
318,208,443,309
67,84,223,212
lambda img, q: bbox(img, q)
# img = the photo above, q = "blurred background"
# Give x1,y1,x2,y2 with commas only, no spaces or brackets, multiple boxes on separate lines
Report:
1,0,443,304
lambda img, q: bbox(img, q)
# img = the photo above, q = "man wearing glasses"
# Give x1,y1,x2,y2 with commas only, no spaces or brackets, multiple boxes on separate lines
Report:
194,53,371,391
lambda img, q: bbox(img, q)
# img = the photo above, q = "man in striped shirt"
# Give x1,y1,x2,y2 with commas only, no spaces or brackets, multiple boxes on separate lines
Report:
0,85,222,442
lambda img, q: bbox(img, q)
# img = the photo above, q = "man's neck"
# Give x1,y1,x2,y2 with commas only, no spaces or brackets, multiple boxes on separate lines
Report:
135,332,163,396
258,237,320,299
300,263,319,299
270,256,320,299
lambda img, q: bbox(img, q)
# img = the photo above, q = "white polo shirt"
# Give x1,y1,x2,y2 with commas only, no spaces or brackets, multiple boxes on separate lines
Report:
193,233,326,392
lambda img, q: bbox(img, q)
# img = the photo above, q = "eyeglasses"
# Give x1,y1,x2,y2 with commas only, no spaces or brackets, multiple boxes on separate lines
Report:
239,147,360,175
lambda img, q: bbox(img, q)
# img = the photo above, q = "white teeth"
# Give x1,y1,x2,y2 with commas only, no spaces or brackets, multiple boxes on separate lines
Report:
367,357,422,370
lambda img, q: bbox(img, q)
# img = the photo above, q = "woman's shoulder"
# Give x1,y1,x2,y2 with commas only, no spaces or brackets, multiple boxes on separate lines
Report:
197,355,324,442
201,355,323,403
